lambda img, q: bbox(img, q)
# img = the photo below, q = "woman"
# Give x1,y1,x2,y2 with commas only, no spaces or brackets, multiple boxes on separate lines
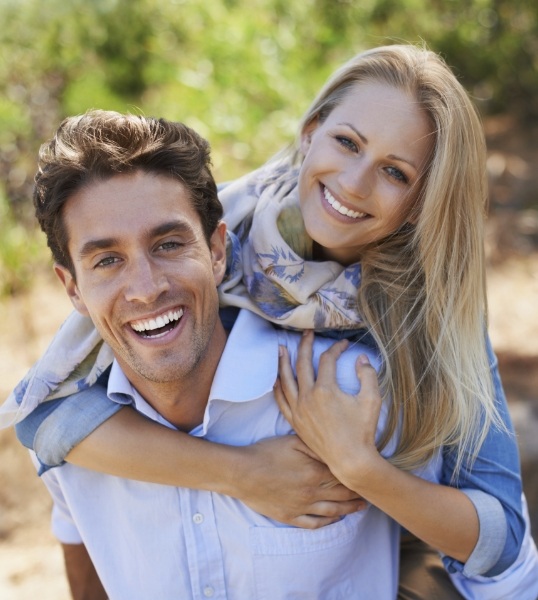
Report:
4,44,536,597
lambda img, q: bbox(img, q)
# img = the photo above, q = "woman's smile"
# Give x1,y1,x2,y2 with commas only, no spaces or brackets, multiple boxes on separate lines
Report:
322,184,369,221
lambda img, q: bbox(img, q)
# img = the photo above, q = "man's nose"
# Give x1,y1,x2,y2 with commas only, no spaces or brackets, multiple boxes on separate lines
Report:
123,257,170,304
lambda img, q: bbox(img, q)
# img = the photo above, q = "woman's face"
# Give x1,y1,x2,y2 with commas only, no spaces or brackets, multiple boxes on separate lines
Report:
298,81,433,265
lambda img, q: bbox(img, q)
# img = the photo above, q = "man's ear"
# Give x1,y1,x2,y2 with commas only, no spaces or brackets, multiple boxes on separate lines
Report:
300,117,319,156
54,264,90,316
209,221,228,286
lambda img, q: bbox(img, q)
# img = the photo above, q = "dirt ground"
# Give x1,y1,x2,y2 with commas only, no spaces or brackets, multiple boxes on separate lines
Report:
0,117,537,598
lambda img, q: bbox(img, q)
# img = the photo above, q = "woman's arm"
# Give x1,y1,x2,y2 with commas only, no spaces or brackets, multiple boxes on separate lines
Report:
274,332,481,562
16,389,364,529
439,335,524,576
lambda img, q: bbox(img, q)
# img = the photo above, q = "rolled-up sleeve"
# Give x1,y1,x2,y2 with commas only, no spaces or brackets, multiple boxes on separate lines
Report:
441,336,525,577
16,383,123,474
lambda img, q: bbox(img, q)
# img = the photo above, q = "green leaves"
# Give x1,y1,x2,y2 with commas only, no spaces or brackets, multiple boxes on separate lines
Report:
0,0,536,296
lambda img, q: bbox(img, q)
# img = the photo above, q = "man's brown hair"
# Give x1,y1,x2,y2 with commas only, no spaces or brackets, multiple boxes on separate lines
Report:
34,110,223,275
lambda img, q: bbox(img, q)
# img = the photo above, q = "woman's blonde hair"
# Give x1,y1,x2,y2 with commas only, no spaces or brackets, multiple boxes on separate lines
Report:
294,44,502,476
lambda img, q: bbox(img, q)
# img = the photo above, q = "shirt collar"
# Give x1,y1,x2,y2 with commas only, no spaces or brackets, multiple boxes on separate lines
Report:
105,309,280,428
207,309,279,404
107,361,135,404
107,359,170,424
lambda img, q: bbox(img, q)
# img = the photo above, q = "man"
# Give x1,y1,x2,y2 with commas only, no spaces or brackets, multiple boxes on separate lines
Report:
28,110,404,599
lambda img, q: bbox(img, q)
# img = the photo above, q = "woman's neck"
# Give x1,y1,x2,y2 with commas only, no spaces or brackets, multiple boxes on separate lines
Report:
312,241,361,265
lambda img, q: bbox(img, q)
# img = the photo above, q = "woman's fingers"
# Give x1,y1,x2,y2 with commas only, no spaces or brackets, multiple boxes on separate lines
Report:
295,330,316,386
296,331,350,386
289,498,368,529
274,375,293,425
290,504,368,529
276,334,355,426
355,354,384,432
277,345,298,397
275,345,299,423
355,354,381,399
316,338,350,386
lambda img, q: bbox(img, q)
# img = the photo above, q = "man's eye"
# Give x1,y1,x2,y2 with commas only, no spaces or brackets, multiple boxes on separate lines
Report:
95,256,119,268
158,241,182,251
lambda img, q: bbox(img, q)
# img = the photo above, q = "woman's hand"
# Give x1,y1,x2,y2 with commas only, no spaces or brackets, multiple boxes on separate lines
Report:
232,435,368,528
274,330,384,487
275,331,480,560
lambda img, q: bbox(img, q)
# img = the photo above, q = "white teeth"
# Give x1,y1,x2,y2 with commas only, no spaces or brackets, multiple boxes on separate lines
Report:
323,187,366,219
131,309,184,333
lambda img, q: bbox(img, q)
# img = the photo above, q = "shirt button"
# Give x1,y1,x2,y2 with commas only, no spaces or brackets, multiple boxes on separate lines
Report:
192,513,204,524
203,586,214,597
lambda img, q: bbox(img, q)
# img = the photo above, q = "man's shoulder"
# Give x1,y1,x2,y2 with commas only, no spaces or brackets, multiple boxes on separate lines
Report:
279,328,380,367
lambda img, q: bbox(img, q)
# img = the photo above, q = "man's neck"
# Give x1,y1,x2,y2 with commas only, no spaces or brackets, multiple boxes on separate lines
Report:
120,323,228,432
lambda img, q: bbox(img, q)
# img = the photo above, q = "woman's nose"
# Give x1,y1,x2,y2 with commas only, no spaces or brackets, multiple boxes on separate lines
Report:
340,160,373,199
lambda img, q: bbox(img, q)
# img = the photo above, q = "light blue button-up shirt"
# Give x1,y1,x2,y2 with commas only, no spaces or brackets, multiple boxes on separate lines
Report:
37,309,421,600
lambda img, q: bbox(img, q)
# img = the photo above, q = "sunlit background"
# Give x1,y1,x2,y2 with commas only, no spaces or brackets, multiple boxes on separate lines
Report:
0,1,537,597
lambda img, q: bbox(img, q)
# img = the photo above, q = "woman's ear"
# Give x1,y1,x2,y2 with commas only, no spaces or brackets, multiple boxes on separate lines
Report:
300,117,319,156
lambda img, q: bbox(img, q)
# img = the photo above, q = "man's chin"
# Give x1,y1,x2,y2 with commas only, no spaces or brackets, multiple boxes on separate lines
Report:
115,352,188,386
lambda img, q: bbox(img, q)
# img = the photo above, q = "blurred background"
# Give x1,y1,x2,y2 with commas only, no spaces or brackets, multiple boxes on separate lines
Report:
0,0,537,597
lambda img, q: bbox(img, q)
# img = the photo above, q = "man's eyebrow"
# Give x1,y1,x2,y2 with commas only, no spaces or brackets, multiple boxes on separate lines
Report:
151,220,195,238
78,237,120,259
340,121,419,170
78,220,195,259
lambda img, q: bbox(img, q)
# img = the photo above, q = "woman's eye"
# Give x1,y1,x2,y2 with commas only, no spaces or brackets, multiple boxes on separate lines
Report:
386,166,409,184
335,136,358,152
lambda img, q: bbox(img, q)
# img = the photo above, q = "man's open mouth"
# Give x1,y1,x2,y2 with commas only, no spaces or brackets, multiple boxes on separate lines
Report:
130,308,184,338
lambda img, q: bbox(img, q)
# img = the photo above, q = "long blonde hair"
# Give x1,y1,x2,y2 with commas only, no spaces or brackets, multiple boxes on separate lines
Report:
294,44,502,476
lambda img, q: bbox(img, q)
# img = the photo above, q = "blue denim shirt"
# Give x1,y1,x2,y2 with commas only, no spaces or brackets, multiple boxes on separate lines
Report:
16,330,524,578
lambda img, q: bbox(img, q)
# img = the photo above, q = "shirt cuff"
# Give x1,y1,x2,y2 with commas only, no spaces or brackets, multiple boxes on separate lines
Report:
32,388,123,472
443,488,507,577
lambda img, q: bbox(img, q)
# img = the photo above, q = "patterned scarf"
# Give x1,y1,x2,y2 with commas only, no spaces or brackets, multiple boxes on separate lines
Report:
0,159,364,427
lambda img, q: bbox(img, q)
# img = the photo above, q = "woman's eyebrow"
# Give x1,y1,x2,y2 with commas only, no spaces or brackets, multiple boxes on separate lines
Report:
339,121,419,170
339,122,368,145
387,153,418,170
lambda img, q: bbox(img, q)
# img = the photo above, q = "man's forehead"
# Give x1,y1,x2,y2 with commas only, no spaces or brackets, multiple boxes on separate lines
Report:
63,171,203,249
65,172,196,216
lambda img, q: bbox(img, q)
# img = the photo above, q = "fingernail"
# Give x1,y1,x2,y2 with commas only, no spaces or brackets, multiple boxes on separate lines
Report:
278,345,284,357
358,354,370,365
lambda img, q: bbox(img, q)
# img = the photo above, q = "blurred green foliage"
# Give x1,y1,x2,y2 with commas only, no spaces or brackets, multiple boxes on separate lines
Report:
0,192,47,295
1,0,537,294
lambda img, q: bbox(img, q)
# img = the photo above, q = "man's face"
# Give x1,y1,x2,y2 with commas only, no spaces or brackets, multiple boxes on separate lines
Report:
55,171,227,394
